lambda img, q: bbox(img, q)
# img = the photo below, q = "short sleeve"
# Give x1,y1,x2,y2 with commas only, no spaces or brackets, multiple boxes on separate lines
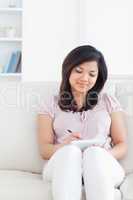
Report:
103,93,124,114
38,95,56,118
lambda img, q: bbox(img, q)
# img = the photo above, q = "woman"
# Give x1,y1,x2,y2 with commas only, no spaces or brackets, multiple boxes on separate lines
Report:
37,45,127,200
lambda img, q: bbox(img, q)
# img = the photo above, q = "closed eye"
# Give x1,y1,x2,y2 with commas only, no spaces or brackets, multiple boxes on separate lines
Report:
90,74,97,77
74,67,97,77
75,68,82,73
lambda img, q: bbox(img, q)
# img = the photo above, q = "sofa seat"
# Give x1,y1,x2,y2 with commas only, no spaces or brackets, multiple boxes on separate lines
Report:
0,81,133,200
0,170,52,200
120,173,133,200
0,170,122,200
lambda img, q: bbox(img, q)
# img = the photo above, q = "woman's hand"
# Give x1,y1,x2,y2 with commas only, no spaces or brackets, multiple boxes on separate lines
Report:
61,132,82,145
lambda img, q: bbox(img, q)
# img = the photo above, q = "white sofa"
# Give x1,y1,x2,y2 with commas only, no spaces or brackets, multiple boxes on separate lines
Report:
0,79,133,200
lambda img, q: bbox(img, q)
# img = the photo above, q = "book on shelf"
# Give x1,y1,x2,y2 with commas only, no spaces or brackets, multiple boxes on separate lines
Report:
16,52,21,73
2,50,21,73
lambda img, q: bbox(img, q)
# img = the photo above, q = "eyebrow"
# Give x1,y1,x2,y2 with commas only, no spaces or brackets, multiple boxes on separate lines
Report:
78,66,97,73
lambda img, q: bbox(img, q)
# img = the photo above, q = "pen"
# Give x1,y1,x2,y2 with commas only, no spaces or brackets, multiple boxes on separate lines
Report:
67,129,72,133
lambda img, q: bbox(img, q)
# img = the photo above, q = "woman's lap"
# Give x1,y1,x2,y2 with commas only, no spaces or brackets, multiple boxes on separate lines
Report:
82,146,125,188
43,145,125,188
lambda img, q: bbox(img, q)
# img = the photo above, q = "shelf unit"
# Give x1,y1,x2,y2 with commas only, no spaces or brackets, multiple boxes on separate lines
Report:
0,37,22,42
0,72,21,76
0,0,22,80
0,8,22,12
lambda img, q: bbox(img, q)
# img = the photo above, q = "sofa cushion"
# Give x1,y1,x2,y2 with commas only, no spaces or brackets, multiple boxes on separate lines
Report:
0,82,58,173
0,170,52,200
115,82,133,117
119,116,133,173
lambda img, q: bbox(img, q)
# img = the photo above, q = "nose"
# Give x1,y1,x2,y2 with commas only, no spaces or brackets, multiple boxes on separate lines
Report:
80,73,89,82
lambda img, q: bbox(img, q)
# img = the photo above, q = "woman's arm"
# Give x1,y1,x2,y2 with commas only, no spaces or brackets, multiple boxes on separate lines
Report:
37,115,81,160
109,111,128,160
37,114,65,160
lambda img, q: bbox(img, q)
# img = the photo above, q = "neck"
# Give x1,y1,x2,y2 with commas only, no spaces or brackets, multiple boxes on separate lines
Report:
72,91,86,109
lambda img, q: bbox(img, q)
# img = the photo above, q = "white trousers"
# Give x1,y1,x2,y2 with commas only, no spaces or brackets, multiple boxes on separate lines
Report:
42,145,125,200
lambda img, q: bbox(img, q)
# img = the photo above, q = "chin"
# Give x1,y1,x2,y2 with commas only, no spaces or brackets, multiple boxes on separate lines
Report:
76,87,89,94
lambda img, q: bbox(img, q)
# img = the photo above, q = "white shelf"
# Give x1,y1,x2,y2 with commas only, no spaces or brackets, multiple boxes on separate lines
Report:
0,37,22,42
0,73,21,76
0,8,22,12
0,0,22,81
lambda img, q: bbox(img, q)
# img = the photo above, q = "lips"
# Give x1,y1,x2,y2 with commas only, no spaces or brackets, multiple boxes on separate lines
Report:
78,83,88,87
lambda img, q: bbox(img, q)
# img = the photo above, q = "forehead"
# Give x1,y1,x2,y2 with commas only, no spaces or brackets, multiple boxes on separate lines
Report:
78,61,98,72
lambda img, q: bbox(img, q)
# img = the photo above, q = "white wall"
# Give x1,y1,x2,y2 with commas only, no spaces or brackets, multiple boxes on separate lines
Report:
23,0,132,82
79,0,132,75
23,0,80,82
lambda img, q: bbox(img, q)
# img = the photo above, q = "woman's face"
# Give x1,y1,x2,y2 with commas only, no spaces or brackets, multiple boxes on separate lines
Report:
69,61,98,95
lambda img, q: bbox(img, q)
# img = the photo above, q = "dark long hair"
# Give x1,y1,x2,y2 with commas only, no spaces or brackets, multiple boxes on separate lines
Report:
58,45,108,112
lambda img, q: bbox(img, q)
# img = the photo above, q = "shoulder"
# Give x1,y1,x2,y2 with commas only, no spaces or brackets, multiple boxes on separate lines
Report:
99,92,123,114
38,94,59,118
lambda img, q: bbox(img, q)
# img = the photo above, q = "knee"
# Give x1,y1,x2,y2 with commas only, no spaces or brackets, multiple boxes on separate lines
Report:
82,147,107,173
83,146,106,161
66,144,82,155
59,144,82,158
